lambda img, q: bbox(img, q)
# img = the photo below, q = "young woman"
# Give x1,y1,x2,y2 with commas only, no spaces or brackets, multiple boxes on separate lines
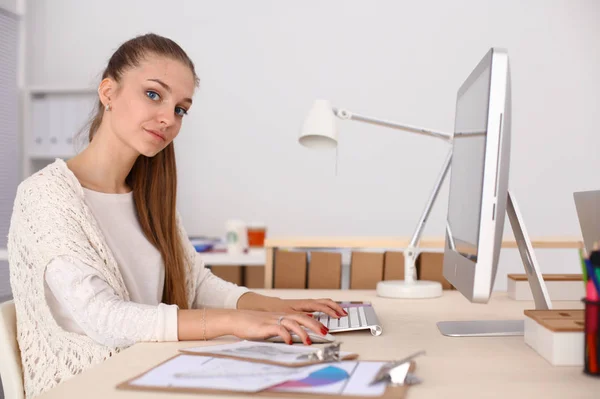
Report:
8,33,346,398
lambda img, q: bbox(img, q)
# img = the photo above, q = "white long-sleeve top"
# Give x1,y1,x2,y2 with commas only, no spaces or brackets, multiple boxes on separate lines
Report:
9,159,240,398
43,187,249,348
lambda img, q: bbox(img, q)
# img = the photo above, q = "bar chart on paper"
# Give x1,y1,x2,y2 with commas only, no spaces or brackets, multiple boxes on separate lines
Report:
268,362,390,396
271,365,349,389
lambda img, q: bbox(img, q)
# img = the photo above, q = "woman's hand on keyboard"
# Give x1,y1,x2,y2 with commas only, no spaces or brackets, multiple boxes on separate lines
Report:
237,292,348,319
270,298,348,319
228,310,327,345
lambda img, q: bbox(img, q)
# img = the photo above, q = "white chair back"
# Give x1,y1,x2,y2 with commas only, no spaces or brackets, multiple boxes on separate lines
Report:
0,300,24,399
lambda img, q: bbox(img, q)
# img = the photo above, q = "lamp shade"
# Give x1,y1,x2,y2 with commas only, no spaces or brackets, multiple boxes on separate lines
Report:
298,99,338,149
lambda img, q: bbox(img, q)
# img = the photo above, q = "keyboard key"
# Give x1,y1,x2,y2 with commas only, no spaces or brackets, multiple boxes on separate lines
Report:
319,314,329,326
338,315,349,329
349,308,360,327
358,306,367,325
328,317,338,329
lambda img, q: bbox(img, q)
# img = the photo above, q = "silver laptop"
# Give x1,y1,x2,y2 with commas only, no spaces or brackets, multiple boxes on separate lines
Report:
313,301,382,336
573,190,600,254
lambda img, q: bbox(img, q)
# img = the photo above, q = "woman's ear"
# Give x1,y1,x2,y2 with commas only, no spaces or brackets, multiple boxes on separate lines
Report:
98,78,115,109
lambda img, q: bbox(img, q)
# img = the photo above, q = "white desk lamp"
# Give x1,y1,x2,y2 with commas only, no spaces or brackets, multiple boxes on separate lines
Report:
299,99,455,299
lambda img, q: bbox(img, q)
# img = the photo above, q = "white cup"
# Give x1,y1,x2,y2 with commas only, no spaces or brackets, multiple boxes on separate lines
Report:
225,219,248,254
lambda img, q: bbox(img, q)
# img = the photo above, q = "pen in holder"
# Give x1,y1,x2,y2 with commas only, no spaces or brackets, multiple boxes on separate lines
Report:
583,298,600,376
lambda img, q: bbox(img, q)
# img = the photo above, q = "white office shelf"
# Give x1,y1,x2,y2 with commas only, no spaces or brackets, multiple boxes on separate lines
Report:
22,86,98,177
28,153,81,160
27,86,96,95
200,248,266,266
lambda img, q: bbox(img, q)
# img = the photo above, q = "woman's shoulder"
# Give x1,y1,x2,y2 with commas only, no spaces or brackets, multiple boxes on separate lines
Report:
16,158,83,204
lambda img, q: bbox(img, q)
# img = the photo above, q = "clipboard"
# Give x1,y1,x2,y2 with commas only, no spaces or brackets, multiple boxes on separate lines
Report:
116,354,417,399
178,341,358,367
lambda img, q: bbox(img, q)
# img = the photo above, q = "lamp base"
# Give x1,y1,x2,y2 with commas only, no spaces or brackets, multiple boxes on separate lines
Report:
376,280,443,299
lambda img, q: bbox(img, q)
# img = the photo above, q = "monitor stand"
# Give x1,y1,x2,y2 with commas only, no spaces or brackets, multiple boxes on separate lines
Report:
437,190,553,337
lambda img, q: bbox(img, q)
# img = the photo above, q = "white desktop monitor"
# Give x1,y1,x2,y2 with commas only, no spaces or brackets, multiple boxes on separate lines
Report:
442,48,512,304
441,48,552,333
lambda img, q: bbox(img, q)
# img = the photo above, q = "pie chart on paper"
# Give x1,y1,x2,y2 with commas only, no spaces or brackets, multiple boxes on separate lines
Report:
273,366,349,388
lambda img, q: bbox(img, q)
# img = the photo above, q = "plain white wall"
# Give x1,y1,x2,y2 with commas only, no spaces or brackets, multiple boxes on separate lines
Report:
24,0,600,290
0,0,24,15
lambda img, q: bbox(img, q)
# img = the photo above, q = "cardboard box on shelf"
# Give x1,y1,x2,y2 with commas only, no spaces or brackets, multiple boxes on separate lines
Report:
308,252,342,289
274,250,307,288
416,252,454,290
350,252,384,289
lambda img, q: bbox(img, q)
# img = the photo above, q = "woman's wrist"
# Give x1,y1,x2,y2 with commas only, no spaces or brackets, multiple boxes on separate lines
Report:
177,308,234,340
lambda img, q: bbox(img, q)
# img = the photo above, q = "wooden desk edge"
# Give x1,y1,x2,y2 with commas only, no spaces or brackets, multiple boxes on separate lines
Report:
508,273,583,282
264,237,583,249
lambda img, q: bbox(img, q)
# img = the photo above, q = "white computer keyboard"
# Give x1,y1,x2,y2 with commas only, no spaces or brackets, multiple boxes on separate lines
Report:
312,303,383,336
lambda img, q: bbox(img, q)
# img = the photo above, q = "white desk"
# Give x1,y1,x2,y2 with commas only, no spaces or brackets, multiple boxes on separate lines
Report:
198,248,265,266
0,248,266,266
38,290,595,399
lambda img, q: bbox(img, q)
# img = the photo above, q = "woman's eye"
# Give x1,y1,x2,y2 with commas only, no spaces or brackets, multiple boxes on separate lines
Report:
146,90,160,101
175,107,188,117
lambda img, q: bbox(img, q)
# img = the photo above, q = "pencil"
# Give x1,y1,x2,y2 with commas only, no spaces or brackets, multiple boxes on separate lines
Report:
580,248,588,283
590,246,600,289
585,260,600,296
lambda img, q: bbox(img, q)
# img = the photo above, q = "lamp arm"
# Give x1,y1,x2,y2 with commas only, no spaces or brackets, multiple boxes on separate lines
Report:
329,105,455,284
403,148,453,283
333,107,452,142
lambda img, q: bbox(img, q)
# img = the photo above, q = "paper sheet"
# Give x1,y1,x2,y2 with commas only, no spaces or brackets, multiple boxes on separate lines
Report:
342,362,393,396
129,355,311,392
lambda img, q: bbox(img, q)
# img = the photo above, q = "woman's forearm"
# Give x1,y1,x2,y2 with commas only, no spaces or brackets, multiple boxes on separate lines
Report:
177,309,234,341
236,292,282,312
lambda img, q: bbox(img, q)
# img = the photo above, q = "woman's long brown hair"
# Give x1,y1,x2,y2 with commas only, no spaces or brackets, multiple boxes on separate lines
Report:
86,34,199,309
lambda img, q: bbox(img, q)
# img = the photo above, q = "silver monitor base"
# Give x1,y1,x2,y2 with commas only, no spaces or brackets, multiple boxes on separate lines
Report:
436,191,552,338
437,320,524,337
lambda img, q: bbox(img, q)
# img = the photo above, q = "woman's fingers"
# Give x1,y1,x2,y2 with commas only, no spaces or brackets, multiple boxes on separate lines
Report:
289,299,347,319
317,299,347,317
280,318,311,345
285,313,329,337
273,325,293,345
306,302,342,319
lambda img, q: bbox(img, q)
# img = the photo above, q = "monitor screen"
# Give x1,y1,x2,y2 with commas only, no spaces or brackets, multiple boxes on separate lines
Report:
446,63,492,262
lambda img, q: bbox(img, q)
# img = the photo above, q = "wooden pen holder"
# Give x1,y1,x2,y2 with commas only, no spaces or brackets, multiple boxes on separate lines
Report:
523,309,584,366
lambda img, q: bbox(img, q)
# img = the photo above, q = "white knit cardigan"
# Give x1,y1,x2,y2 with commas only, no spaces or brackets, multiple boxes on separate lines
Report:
8,159,198,398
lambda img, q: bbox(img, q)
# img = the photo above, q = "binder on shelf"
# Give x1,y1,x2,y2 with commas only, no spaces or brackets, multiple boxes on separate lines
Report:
28,91,97,159
47,94,64,156
59,96,76,156
30,94,49,157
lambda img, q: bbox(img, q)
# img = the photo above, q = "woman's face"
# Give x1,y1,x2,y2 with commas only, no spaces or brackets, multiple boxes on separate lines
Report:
106,55,196,157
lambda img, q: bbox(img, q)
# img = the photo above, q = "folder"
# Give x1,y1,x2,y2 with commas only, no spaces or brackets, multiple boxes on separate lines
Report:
30,94,49,157
116,352,416,399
